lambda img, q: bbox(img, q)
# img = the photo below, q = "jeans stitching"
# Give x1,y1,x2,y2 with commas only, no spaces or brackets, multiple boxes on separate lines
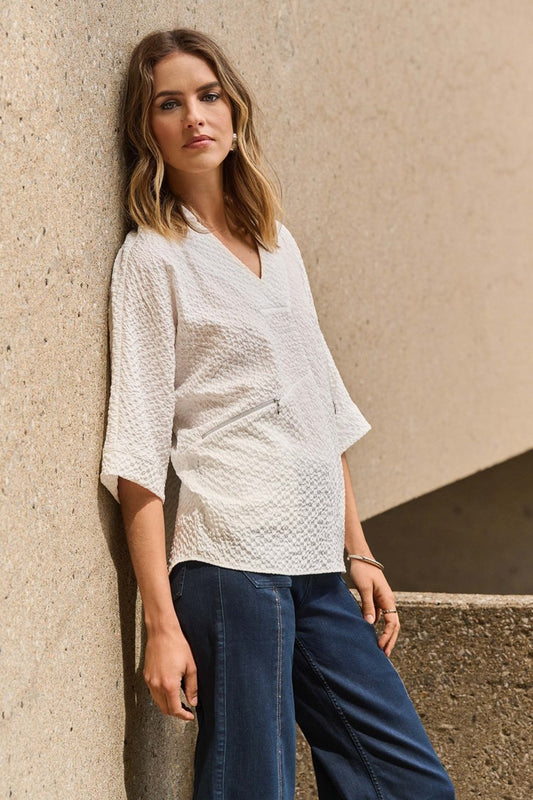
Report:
274,587,283,800
216,567,227,800
181,562,187,598
242,570,292,588
295,636,384,800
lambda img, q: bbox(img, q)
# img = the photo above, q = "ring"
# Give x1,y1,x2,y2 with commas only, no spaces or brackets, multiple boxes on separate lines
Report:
380,609,398,614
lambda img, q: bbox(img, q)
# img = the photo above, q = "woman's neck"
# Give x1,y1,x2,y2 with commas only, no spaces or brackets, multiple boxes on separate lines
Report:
166,166,230,234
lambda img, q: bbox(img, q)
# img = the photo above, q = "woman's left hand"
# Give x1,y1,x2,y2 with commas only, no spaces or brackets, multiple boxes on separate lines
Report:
349,560,400,657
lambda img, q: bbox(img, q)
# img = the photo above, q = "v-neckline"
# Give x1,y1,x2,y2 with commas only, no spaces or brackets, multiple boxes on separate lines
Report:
182,205,266,283
210,230,265,282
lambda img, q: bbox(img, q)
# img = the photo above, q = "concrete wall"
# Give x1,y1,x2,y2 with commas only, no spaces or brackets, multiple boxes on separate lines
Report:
2,1,533,798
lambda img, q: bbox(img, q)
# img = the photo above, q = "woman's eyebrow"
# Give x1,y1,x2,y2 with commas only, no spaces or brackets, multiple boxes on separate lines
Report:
153,81,221,101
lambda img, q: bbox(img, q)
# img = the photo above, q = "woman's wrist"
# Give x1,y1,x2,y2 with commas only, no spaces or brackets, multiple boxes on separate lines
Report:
144,610,184,637
347,554,385,572
344,534,375,560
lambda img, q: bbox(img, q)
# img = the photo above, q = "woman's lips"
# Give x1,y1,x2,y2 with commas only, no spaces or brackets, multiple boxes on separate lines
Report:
184,138,214,148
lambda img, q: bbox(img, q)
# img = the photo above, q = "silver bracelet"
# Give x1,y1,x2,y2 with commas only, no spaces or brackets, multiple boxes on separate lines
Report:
347,554,385,572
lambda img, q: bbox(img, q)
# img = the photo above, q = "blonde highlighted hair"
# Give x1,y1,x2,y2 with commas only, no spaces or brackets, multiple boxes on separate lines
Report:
121,28,283,249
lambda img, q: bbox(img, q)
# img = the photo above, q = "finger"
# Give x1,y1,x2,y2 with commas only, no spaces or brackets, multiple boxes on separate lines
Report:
148,685,170,716
378,628,395,656
383,627,399,657
183,665,198,708
145,675,195,720
378,616,401,657
359,585,376,624
165,686,195,720
387,622,400,655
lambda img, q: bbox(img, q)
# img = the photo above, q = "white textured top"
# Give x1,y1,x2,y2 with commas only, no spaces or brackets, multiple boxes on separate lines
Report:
100,206,371,575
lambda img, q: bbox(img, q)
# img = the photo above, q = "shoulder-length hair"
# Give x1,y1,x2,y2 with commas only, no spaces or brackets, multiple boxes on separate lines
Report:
121,28,283,249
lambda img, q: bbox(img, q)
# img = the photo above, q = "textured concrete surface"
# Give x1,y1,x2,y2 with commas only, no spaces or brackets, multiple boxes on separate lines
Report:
2,1,533,799
364,448,533,594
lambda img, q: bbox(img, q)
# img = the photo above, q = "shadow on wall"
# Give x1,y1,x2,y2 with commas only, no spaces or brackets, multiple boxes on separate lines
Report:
97,76,198,796
100,465,195,800
362,449,533,595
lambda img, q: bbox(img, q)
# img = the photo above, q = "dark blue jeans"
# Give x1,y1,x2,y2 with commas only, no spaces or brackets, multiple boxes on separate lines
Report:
170,561,455,800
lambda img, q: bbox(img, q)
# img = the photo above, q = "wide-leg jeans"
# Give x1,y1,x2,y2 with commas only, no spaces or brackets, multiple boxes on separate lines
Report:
170,560,455,800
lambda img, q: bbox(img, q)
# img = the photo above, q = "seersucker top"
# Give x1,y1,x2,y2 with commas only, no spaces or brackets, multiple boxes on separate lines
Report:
100,206,371,575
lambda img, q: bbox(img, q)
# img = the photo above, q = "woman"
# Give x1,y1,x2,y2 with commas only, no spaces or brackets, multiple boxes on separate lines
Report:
100,27,455,800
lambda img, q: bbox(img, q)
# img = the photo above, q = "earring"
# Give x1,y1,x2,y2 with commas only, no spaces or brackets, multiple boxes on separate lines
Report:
231,132,238,152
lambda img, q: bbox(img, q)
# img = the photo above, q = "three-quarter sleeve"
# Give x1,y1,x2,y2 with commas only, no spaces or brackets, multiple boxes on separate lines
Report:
100,232,178,504
287,227,372,455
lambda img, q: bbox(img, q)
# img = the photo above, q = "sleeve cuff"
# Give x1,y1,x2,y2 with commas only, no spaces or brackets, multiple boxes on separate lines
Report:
334,400,372,455
100,447,167,505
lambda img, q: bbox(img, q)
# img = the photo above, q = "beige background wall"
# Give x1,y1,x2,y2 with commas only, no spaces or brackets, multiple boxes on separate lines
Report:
2,1,532,797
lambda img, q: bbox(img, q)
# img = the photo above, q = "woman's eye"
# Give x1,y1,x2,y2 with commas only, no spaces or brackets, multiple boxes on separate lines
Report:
160,93,219,111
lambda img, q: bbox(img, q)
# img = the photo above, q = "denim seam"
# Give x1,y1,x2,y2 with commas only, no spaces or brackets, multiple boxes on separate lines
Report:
216,567,227,800
274,587,283,800
181,562,187,597
295,636,384,800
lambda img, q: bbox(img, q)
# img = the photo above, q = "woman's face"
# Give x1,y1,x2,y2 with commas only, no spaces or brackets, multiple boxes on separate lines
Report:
149,51,234,188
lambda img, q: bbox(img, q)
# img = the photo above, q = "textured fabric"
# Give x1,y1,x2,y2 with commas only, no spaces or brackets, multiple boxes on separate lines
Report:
100,206,371,574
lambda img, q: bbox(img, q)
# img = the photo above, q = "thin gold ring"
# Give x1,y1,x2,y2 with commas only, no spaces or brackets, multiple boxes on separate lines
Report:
381,609,398,614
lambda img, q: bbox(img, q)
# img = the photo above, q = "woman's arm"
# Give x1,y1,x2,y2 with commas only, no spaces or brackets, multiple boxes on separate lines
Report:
118,477,198,719
341,453,400,657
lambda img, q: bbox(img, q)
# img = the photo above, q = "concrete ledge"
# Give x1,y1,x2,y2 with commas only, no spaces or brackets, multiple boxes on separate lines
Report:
394,591,533,609
295,592,533,800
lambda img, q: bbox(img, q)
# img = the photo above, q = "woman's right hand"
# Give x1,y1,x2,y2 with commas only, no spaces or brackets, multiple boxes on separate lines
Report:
143,625,198,720
116,480,198,720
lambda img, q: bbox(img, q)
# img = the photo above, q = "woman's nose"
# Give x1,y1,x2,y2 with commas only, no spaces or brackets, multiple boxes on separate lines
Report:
183,102,205,127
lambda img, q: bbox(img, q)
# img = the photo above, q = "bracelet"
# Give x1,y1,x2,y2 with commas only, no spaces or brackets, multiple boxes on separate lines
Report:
347,554,385,572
